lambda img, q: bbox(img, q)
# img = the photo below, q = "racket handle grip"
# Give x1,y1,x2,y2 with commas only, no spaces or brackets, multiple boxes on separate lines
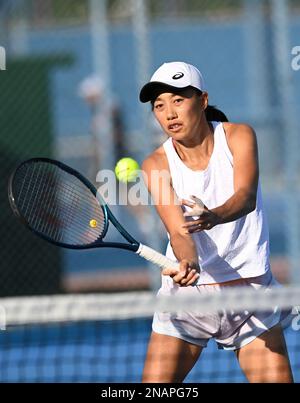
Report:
137,244,180,271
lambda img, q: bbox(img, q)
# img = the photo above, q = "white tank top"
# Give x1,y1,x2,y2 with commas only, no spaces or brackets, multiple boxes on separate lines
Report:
163,121,270,284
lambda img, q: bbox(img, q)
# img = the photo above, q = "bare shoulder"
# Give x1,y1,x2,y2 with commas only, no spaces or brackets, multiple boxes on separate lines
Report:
222,122,256,139
222,122,257,154
141,146,172,192
142,145,169,172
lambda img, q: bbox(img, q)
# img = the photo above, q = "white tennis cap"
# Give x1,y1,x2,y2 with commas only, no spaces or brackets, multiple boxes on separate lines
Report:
139,61,206,103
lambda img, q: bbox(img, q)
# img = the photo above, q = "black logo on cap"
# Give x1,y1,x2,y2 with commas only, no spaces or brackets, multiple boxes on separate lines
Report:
172,72,184,80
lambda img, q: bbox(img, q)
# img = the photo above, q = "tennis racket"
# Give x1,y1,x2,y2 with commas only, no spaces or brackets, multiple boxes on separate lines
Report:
8,157,179,271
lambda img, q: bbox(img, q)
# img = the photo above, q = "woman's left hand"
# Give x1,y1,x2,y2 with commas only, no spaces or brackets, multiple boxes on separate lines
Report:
181,195,221,233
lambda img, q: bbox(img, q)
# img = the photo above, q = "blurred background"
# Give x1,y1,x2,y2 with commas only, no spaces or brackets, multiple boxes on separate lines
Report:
0,0,300,297
0,0,300,384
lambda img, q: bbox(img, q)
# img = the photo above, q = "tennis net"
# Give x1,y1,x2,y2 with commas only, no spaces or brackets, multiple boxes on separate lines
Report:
0,286,299,383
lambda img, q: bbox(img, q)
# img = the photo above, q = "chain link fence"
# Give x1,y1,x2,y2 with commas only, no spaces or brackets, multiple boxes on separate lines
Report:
0,0,299,296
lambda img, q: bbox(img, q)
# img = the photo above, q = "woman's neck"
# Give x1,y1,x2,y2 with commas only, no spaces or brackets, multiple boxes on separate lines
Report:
173,119,214,163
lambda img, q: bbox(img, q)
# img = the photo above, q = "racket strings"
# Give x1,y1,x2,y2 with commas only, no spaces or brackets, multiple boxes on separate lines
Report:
16,165,101,214
13,162,106,245
17,167,88,242
30,165,61,237
22,166,105,244
40,170,105,243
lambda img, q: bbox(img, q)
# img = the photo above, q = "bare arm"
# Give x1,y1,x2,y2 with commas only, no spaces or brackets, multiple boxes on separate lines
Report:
142,152,200,286
212,123,259,221
182,124,259,233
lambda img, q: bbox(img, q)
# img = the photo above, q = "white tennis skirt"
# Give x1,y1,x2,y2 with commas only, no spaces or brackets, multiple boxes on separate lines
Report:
152,270,296,350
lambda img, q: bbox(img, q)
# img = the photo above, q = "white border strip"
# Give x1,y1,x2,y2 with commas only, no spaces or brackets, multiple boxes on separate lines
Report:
0,286,299,325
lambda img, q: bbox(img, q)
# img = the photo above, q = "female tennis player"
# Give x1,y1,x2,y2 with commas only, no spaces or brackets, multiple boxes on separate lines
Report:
139,61,294,383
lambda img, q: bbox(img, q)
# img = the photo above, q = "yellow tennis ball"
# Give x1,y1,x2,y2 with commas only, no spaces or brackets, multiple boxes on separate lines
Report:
115,157,140,183
89,219,97,228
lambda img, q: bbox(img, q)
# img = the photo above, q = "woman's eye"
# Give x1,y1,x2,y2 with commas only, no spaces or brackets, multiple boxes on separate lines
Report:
174,98,183,104
155,103,163,109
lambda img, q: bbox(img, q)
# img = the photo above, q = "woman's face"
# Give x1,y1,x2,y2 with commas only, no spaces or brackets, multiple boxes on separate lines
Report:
152,88,208,141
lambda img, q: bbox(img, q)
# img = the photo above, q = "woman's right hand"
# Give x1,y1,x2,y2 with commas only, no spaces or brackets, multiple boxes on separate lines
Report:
162,259,200,287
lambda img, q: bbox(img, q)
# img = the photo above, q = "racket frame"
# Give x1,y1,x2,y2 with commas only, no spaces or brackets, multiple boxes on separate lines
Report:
8,157,140,253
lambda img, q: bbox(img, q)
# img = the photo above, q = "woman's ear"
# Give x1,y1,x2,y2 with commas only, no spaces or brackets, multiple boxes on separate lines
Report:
201,91,209,110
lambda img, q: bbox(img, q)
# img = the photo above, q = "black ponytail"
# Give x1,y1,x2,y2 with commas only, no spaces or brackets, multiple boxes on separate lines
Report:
205,105,228,122
193,88,228,122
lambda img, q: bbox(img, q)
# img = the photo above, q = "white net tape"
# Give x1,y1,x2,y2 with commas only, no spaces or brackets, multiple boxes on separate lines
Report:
1,286,299,325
